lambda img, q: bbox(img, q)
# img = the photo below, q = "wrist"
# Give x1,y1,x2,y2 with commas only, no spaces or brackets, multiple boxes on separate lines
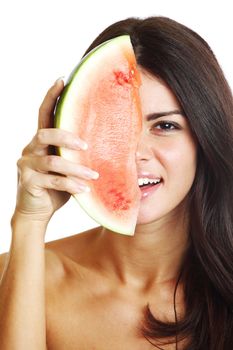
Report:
11,211,49,240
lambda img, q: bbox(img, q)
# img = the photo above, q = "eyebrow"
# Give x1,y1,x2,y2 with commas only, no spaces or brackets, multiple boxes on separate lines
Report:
146,110,185,121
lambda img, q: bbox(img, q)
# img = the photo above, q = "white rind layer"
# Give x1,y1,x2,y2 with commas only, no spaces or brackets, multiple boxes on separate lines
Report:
73,192,138,236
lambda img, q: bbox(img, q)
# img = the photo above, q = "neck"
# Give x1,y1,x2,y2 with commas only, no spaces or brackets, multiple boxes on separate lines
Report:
94,207,190,291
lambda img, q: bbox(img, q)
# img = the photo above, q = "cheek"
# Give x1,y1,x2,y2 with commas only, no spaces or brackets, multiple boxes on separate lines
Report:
156,137,197,186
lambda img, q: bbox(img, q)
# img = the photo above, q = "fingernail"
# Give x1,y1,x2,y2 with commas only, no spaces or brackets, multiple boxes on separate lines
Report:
81,142,88,150
84,170,99,179
74,140,88,150
54,76,65,85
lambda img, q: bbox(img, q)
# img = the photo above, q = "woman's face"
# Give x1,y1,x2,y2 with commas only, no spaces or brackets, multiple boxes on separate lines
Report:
136,68,197,225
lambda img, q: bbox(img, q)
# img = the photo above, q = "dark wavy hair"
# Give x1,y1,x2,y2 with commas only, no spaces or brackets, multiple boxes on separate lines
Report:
82,17,233,349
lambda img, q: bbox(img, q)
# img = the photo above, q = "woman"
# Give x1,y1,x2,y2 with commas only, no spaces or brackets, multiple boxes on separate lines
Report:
0,16,232,350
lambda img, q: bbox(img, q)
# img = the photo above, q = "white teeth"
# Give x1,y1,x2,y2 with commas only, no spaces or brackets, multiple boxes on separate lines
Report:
138,178,161,186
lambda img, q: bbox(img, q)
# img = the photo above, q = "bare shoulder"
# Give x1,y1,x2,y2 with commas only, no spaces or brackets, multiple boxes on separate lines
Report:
44,226,101,284
0,225,100,285
45,226,100,259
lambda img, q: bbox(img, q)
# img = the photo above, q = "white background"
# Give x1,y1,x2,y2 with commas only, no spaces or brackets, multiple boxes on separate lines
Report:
0,0,232,253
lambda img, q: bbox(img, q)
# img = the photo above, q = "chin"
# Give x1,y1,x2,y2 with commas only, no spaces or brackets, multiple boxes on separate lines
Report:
136,198,188,227
136,210,165,225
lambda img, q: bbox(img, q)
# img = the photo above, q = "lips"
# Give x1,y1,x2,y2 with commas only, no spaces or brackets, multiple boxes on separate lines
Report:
137,171,163,199
140,180,163,199
137,171,162,180
137,171,163,187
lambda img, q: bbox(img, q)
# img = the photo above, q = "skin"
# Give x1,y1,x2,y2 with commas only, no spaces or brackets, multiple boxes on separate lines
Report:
1,69,197,349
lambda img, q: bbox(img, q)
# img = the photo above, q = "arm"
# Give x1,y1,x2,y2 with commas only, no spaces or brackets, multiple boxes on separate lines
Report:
0,78,97,349
0,218,47,350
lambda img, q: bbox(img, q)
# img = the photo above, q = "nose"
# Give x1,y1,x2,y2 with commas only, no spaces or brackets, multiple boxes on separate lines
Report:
135,131,154,162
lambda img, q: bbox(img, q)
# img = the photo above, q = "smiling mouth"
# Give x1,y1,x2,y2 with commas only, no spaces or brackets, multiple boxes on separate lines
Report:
138,179,162,189
139,180,163,199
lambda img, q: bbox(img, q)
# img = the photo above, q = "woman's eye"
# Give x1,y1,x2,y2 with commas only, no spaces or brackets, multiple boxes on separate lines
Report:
151,121,180,132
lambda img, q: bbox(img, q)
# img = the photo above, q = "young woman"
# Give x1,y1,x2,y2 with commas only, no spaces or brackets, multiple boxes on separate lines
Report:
0,16,232,350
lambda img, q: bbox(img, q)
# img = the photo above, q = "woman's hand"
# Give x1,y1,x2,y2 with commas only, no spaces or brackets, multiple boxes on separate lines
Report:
12,78,99,225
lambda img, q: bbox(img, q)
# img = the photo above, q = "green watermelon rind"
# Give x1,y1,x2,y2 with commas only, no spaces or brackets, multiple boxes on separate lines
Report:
54,35,140,235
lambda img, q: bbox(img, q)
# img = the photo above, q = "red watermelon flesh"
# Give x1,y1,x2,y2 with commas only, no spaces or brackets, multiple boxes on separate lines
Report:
55,35,142,235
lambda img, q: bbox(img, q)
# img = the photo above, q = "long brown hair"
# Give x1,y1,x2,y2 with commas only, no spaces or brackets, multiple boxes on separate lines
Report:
82,17,233,349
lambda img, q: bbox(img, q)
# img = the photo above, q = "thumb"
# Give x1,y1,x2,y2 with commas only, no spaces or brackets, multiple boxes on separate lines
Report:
38,77,65,130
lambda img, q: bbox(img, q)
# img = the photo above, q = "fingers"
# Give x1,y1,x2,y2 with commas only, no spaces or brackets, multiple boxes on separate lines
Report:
19,155,99,180
17,79,98,201
18,168,91,197
17,149,99,197
38,78,64,130
22,128,88,156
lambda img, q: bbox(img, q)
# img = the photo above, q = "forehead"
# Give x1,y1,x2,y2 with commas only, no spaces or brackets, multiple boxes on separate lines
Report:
138,68,181,116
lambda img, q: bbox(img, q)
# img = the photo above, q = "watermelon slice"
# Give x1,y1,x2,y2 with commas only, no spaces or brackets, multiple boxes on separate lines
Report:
54,35,142,235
